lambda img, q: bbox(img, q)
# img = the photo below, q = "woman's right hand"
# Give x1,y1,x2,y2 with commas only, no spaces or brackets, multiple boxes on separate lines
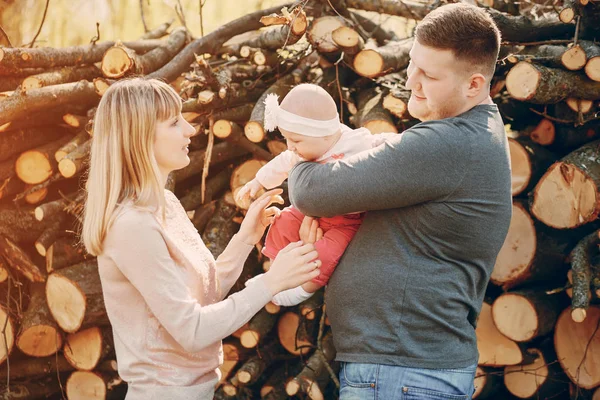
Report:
262,241,321,295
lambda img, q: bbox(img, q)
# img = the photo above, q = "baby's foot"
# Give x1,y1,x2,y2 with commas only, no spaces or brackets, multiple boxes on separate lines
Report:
272,286,313,306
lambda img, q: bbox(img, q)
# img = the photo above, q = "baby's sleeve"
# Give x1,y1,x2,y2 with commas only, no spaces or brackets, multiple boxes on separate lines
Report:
255,150,301,189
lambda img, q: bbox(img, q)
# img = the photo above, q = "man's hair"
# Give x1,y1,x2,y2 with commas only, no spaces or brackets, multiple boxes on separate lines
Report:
415,3,501,78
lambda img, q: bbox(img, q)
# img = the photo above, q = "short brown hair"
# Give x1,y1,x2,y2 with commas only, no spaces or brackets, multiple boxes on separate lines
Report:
415,3,501,78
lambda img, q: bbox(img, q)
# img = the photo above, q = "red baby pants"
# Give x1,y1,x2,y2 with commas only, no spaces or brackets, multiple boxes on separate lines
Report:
262,206,364,286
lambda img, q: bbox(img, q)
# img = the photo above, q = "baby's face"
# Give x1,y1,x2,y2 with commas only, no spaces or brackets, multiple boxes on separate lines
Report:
279,128,333,161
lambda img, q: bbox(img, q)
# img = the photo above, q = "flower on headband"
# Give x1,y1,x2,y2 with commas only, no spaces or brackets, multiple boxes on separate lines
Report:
263,93,280,132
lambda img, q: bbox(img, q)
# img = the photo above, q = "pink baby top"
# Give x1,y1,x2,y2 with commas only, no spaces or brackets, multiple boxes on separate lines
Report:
98,189,273,399
255,124,397,189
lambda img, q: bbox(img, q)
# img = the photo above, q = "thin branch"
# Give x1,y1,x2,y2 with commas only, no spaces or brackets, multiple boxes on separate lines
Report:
175,0,189,32
529,107,574,124
334,52,344,123
28,0,51,48
0,24,13,47
2,271,11,393
199,0,207,37
90,22,101,45
202,118,215,204
140,0,149,33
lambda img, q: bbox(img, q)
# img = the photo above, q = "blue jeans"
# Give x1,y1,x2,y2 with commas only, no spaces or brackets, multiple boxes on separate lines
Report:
339,362,477,399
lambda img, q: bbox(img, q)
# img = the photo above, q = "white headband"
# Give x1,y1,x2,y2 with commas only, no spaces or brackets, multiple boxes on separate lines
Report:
263,93,340,137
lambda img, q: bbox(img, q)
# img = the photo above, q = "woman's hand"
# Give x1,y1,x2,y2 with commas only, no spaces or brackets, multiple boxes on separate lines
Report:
262,241,321,295
299,216,323,244
237,189,284,245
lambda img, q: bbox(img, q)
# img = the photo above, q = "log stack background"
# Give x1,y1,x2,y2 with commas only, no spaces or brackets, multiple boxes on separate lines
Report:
1,0,600,399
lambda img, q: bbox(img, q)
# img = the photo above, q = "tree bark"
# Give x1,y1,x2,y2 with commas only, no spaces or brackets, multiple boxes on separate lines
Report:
245,74,296,143
148,3,293,83
507,62,600,103
354,86,398,134
21,65,101,92
45,260,107,333
16,282,62,357
0,39,165,71
0,126,69,163
101,27,188,78
0,80,99,128
239,308,278,349
0,234,45,282
569,230,600,322
353,38,412,79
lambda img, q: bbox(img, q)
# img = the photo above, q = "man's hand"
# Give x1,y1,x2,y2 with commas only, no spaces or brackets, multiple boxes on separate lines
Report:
299,216,323,244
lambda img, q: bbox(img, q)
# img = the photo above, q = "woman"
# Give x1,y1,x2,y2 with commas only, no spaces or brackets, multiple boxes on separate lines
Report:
81,78,322,399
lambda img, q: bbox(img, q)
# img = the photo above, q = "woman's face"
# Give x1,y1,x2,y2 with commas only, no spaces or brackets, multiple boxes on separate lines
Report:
154,113,196,174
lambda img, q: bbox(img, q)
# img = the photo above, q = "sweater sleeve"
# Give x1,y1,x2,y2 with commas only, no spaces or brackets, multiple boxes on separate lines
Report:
255,150,301,189
214,234,254,299
103,211,273,353
288,121,469,217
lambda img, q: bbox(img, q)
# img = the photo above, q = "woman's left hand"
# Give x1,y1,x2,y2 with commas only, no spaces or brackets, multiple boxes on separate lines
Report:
237,189,284,245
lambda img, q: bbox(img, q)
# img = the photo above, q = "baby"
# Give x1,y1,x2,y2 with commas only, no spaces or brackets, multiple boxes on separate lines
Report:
238,84,397,306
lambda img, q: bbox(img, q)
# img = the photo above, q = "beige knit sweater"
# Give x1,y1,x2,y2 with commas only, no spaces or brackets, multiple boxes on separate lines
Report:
98,190,273,399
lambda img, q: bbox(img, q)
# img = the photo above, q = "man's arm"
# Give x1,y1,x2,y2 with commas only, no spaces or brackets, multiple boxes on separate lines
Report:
288,122,469,217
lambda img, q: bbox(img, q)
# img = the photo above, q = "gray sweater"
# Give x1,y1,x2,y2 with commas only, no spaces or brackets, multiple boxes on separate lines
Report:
288,104,512,368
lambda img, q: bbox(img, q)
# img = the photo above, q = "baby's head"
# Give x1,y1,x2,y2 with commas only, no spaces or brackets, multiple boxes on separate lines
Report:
265,84,341,160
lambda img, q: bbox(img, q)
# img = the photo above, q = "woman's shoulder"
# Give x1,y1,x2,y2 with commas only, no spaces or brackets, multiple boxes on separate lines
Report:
105,204,161,244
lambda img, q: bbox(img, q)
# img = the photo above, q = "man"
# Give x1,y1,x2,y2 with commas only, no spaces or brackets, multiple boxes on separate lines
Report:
287,4,512,399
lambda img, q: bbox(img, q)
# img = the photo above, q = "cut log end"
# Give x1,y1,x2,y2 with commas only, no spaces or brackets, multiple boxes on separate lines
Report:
585,57,600,82
504,348,549,398
64,327,104,371
15,151,53,185
17,325,62,357
21,76,42,92
66,371,106,400
286,379,301,396
562,45,587,71
383,94,407,118
529,119,555,146
566,98,594,114
244,121,266,143
46,274,86,333
58,158,78,178
239,330,260,348
277,311,312,356
265,301,280,314
363,120,397,135
213,119,235,139
506,62,541,102
353,50,384,78
101,47,134,79
307,16,346,54
491,293,538,342
0,306,15,364
572,307,587,322
508,138,532,196
491,203,536,288
559,8,575,23
531,163,598,229
476,303,523,366
555,306,600,389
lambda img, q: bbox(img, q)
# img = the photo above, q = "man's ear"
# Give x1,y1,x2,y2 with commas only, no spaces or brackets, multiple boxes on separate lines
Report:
466,73,487,98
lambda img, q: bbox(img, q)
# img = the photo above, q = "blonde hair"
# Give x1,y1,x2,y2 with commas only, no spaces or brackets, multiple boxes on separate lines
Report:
82,78,182,256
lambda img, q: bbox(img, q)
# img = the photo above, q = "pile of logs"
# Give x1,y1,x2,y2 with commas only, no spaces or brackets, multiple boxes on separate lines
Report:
1,0,600,399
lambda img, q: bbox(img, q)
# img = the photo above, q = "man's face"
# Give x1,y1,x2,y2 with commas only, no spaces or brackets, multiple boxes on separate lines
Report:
406,40,471,121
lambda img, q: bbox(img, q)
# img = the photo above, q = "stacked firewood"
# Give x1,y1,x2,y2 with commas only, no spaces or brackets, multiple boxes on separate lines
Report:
1,0,600,399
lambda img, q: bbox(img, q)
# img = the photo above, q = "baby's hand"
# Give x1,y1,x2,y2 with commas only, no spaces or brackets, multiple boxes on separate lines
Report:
236,179,264,202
